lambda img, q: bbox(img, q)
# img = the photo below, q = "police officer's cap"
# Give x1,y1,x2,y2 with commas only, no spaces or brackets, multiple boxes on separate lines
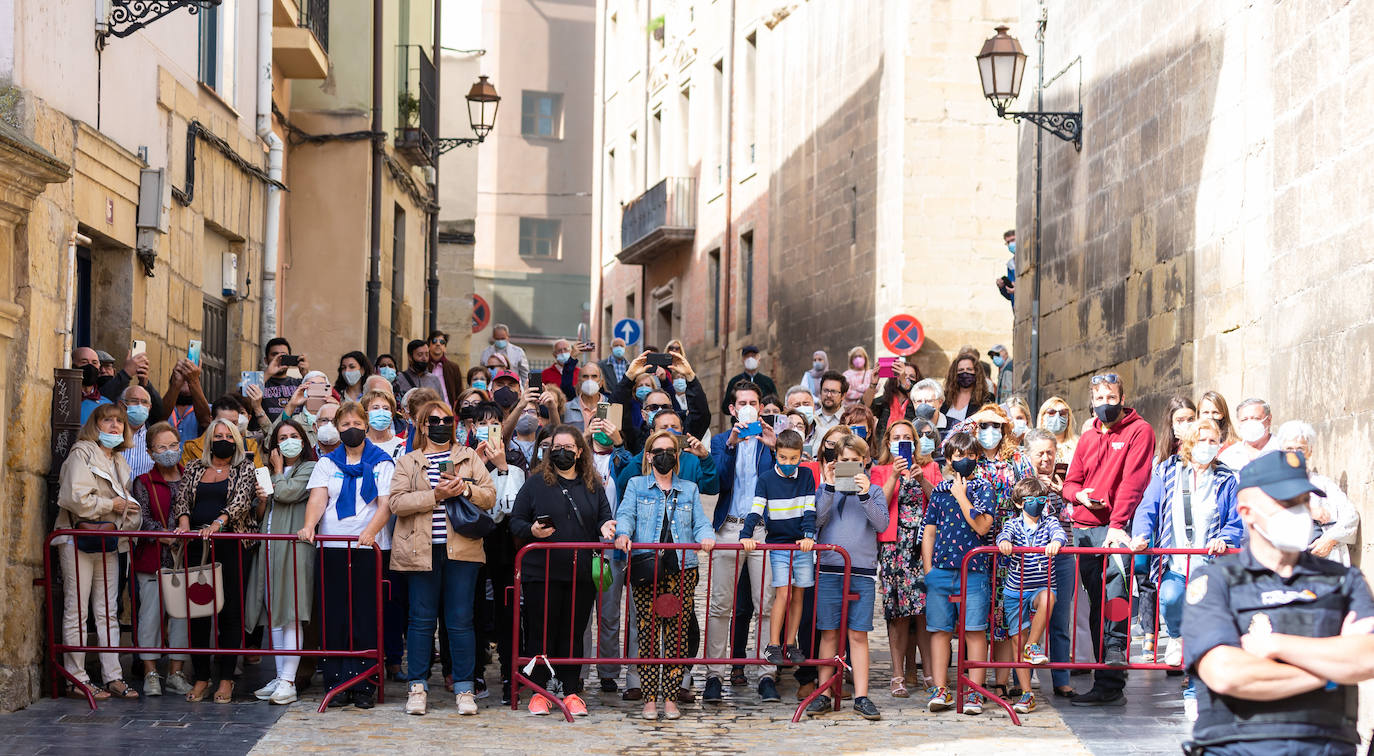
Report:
1238,450,1326,501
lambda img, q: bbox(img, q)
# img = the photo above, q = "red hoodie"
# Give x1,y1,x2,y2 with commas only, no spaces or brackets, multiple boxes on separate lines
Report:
1061,407,1156,530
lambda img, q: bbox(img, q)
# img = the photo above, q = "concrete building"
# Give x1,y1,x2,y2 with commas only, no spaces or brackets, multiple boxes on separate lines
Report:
591,0,1018,424
466,0,596,370
0,0,336,709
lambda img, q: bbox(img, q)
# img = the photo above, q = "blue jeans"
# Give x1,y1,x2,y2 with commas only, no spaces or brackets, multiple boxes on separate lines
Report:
1049,552,1076,688
1158,570,1186,638
406,547,481,693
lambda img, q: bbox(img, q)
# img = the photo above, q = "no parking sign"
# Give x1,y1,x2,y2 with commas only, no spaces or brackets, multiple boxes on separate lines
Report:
882,314,925,356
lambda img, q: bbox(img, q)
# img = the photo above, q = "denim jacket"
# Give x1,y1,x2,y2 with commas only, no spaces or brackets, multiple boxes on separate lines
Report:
614,474,713,569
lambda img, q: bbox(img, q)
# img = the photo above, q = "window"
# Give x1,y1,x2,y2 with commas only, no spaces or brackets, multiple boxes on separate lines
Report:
604,148,617,216
628,131,640,196
391,205,406,356
711,60,724,185
740,231,754,334
649,110,662,184
743,32,757,165
678,86,691,174
201,297,228,400
519,218,562,258
708,248,721,346
521,91,564,138
198,0,238,104
73,246,91,351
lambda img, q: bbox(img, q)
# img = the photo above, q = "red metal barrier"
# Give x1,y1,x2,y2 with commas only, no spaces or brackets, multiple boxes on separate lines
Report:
38,530,386,712
953,544,1234,724
510,541,855,723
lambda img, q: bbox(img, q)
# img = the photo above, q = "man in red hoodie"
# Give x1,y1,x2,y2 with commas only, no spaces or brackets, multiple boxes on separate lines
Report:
1060,372,1155,706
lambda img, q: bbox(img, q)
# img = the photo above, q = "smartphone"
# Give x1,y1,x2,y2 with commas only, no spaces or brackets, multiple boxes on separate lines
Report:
131,340,146,357
487,423,503,443
306,383,329,412
596,401,610,420
1054,462,1069,479
877,357,896,378
646,352,672,369
773,415,791,435
897,440,914,466
849,424,869,440
529,372,544,390
254,467,274,496
241,370,264,391
187,340,202,366
280,354,301,367
760,413,779,429
835,461,863,493
535,514,555,529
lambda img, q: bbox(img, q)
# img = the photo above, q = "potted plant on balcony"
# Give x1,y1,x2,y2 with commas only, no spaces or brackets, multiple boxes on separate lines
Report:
398,91,421,145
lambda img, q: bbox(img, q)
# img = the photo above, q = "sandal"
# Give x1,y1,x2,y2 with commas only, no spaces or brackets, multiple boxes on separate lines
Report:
186,681,210,702
104,680,139,699
213,681,236,704
68,684,111,701
890,676,909,698
986,684,1009,699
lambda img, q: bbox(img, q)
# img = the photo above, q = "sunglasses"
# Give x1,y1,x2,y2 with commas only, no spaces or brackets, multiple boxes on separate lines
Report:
1020,495,1050,508
1090,373,1121,386
431,338,448,346
644,403,672,412
426,417,455,426
977,422,1002,430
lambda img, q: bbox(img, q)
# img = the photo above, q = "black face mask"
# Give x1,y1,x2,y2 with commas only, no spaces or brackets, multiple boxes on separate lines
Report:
956,372,976,388
458,405,480,422
950,457,978,478
209,439,237,460
651,450,678,474
820,446,838,464
80,363,99,387
426,424,454,445
550,448,577,471
493,386,518,408
339,427,367,448
1094,403,1123,425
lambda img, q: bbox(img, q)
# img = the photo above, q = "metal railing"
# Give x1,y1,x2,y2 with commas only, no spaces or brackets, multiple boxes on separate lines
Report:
395,45,437,165
620,177,697,253
300,0,329,52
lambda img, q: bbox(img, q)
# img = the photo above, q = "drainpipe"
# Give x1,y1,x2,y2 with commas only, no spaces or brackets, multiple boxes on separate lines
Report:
366,0,384,357
257,0,283,344
717,0,736,406
428,0,441,334
63,231,92,367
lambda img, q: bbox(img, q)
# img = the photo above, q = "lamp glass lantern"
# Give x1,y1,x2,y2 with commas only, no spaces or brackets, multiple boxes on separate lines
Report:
466,75,501,141
976,25,1028,114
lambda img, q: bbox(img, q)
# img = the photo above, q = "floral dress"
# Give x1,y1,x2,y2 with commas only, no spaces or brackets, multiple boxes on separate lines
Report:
879,475,929,619
975,449,1035,641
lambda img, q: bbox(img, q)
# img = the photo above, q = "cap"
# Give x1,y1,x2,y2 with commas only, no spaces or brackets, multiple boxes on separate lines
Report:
96,350,116,364
741,345,760,356
988,344,1007,358
1238,450,1326,501
491,370,520,384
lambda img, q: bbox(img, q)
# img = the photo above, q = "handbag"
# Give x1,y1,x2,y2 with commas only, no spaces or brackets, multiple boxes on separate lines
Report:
74,521,120,554
629,492,680,589
159,545,225,619
444,493,496,539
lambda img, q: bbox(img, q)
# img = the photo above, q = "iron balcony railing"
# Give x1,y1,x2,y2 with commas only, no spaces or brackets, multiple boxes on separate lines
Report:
395,45,437,165
300,0,328,52
620,177,697,255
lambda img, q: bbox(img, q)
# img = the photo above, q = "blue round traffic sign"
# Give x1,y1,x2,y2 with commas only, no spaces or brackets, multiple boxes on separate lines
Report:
613,318,642,345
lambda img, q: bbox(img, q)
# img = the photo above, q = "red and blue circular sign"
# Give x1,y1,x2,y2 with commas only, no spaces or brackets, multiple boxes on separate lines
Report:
472,294,490,334
882,314,925,356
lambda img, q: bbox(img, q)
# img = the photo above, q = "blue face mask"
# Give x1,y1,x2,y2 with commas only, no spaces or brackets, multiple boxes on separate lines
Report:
672,377,687,394
950,457,978,478
1021,495,1047,518
494,339,508,349
378,366,398,382
992,355,1005,368
474,425,490,443
777,463,799,477
368,408,393,431
977,427,1003,450
612,345,626,360
297,408,316,426
98,431,124,449
635,386,652,402
1007,241,1016,254
124,404,149,427
918,437,936,457
1043,414,1068,433
472,380,488,391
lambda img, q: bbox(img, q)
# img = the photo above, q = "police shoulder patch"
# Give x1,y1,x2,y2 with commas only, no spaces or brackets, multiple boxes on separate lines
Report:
1186,574,1209,605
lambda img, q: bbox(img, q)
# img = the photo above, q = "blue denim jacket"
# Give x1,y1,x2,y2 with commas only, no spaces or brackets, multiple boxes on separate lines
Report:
614,474,713,569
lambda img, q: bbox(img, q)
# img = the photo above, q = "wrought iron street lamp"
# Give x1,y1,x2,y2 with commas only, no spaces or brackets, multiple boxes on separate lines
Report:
436,76,501,154
976,25,1081,150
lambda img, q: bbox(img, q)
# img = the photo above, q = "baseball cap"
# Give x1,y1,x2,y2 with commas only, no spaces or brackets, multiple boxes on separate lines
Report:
987,345,1007,358
1238,450,1326,502
741,345,760,356
491,369,520,384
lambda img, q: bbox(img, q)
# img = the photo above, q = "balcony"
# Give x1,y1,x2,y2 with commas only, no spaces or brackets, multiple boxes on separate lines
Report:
395,45,437,166
618,177,697,265
272,0,329,79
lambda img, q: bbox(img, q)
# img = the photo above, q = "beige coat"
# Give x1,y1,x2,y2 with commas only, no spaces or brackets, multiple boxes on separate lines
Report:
389,445,496,570
56,440,140,550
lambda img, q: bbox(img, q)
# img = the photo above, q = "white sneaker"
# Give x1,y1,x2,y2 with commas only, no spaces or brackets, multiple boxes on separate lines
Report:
254,678,283,701
1183,696,1198,722
144,674,163,697
270,681,298,705
405,683,427,716
456,691,478,715
1165,638,1184,667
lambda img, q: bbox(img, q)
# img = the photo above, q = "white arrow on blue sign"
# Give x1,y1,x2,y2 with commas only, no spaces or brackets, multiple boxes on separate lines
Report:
613,318,643,345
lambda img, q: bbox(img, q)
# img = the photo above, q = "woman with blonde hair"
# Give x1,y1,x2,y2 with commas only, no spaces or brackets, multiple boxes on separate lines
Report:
1036,396,1079,464
1197,390,1236,449
1003,396,1033,445
171,416,259,702
841,346,873,408
55,403,142,700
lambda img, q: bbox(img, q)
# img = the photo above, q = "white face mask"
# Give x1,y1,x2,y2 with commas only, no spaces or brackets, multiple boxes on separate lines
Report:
1173,422,1193,439
743,357,759,372
1238,419,1267,444
580,378,600,397
316,422,340,446
1254,503,1313,554
1012,419,1028,437
736,405,758,425
1191,441,1220,465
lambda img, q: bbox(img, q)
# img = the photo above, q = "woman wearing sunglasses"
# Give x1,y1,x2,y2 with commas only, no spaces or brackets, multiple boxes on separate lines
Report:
1036,396,1079,465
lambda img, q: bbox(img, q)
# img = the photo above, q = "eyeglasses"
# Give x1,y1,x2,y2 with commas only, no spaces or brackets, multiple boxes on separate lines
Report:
820,388,843,395
431,338,448,346
1090,373,1121,386
1042,408,1068,417
1021,495,1050,508
550,444,578,453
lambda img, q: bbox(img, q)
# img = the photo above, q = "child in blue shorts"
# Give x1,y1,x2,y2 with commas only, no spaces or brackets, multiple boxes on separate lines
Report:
920,430,996,714
996,476,1066,714
805,435,890,721
742,429,816,670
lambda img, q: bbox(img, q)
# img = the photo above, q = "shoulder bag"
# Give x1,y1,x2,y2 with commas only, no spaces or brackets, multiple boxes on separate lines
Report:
629,490,680,589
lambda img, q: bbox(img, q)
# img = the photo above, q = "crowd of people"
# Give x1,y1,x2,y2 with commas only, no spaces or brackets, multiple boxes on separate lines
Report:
55,331,1358,726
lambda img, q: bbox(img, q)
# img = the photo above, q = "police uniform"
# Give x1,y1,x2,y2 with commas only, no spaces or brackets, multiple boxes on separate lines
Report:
1182,451,1374,756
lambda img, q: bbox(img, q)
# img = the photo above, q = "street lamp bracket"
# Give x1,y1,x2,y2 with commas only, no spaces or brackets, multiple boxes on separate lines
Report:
100,1,221,43
997,107,1082,151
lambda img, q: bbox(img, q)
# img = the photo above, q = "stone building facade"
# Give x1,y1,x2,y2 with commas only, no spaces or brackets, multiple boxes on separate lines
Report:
592,0,1018,423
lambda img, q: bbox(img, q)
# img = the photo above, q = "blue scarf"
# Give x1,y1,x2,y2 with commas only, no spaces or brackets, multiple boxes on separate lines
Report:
326,439,392,520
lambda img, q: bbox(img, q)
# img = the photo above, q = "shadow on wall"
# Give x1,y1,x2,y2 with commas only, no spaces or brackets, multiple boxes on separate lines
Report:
768,62,884,383
1018,31,1223,424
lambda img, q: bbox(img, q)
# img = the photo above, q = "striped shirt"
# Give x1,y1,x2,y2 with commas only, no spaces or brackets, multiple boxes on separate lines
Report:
425,452,450,544
996,513,1067,591
123,424,153,477
744,465,817,543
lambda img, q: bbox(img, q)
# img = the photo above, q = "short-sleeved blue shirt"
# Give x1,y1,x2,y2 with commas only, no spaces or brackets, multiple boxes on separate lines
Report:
921,479,995,572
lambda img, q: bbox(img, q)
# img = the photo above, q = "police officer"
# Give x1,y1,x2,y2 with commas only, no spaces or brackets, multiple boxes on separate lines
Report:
1183,450,1374,755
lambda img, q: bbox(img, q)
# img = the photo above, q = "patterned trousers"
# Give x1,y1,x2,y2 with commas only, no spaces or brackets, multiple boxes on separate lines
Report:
633,567,699,700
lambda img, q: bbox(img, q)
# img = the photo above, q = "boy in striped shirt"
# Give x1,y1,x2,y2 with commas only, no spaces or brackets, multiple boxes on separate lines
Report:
996,476,1066,714
742,429,817,669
